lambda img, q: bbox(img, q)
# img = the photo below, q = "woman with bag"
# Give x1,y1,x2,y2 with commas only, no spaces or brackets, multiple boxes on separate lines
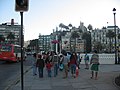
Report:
90,50,99,80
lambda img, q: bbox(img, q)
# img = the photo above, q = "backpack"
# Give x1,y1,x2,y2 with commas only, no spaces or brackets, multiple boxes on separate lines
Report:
85,55,89,60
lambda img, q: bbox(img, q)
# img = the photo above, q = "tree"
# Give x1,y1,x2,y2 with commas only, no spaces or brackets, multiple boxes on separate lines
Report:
59,23,69,31
82,32,91,53
87,24,93,31
94,41,103,53
57,31,67,52
68,23,72,31
64,25,69,30
68,23,72,27
7,32,15,44
59,23,65,31
71,31,80,52
106,30,115,53
102,26,107,29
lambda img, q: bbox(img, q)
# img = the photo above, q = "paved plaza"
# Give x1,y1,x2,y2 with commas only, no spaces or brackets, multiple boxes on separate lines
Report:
7,64,120,90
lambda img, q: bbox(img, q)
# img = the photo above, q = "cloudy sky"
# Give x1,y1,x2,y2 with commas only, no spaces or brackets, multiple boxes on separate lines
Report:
0,0,120,41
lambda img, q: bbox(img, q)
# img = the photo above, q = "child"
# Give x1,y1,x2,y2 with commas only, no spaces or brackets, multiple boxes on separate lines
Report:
46,61,52,77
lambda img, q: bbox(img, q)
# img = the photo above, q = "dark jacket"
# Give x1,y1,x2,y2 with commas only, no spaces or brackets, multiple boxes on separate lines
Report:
36,58,45,68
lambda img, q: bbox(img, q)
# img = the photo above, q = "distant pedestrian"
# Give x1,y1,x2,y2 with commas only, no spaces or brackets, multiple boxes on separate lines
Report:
70,52,78,78
46,61,53,77
53,52,59,77
84,53,89,69
67,52,71,71
62,53,69,78
59,54,64,71
90,50,99,80
36,54,45,78
32,53,37,76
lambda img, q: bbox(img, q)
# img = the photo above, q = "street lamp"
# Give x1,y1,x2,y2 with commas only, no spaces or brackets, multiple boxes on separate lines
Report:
113,8,117,64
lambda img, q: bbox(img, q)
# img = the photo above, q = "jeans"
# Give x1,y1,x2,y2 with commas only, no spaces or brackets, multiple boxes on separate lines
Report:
70,64,76,75
47,69,52,77
85,60,89,69
33,64,37,75
38,67,44,77
54,63,58,77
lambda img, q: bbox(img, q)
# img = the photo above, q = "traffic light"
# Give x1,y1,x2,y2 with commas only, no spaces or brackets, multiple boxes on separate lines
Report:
15,0,29,12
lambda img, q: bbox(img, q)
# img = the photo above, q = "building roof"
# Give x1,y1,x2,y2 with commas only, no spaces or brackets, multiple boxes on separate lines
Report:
107,26,118,29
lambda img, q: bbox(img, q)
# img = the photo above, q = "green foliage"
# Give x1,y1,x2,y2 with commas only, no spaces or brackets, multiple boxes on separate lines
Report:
88,24,93,31
82,32,91,53
59,23,69,30
106,30,115,53
71,31,80,52
71,31,79,39
106,30,115,39
68,23,72,27
7,32,15,39
94,41,103,53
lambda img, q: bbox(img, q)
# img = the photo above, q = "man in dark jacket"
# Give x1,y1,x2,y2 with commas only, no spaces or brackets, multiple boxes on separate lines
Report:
36,54,45,78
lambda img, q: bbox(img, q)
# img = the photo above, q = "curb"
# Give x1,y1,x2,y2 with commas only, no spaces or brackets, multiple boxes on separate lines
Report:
4,66,32,90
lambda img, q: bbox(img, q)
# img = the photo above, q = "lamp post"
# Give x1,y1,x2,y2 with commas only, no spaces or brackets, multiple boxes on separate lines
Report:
113,8,117,64
55,34,58,53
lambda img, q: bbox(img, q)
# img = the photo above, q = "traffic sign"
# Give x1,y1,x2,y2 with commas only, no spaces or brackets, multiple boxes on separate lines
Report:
15,0,29,12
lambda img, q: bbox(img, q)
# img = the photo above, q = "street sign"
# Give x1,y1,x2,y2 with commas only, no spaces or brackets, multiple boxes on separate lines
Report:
15,0,29,12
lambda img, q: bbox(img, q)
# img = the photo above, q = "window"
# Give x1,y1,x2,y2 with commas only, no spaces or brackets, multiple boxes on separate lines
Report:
14,46,21,53
0,45,12,52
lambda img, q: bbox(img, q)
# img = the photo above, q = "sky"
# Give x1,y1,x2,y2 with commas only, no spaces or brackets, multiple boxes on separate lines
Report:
0,0,120,41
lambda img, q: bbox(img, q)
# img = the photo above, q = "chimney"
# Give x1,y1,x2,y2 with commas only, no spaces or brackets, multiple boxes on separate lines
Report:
11,19,14,25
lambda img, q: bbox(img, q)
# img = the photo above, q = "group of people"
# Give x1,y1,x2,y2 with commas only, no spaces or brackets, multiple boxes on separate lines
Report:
31,50,100,80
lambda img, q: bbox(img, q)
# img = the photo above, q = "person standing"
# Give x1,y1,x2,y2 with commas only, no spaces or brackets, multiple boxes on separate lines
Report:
36,54,45,78
70,52,77,78
67,52,71,71
84,53,89,69
90,50,99,80
53,52,59,77
32,53,37,76
62,53,69,78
